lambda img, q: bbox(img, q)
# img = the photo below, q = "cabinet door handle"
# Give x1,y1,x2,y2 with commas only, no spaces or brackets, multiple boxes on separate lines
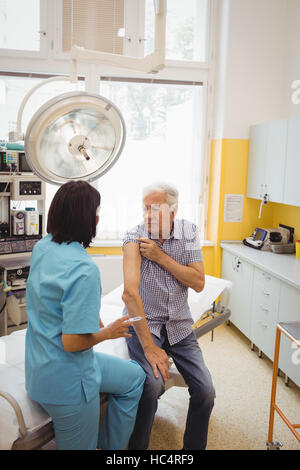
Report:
262,273,271,280
232,257,241,271
259,321,268,328
260,304,269,312
263,291,270,296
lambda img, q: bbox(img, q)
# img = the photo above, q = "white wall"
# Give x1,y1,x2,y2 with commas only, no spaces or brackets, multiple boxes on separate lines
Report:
212,0,300,140
92,255,123,295
281,0,300,118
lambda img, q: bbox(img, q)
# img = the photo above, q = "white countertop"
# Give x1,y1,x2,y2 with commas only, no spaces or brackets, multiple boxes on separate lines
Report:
220,241,300,290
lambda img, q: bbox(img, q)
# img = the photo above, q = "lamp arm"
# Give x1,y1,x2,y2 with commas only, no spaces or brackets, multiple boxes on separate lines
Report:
10,76,71,142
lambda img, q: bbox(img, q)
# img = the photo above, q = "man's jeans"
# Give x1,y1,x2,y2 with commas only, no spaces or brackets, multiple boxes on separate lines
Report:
126,325,215,450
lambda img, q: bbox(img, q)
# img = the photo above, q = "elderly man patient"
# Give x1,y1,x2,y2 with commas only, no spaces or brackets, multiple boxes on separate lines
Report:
122,183,215,450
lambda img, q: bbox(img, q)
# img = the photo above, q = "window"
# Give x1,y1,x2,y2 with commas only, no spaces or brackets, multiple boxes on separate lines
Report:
61,0,124,53
144,0,209,62
57,0,210,65
0,0,46,56
94,78,204,240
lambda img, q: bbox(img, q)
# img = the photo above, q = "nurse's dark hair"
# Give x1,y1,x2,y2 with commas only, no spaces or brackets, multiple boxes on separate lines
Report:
47,180,101,248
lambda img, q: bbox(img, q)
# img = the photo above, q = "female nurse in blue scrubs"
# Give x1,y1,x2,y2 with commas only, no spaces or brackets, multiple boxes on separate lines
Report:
25,180,146,450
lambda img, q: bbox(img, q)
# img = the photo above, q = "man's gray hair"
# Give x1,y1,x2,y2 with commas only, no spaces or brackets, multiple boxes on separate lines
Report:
143,182,179,210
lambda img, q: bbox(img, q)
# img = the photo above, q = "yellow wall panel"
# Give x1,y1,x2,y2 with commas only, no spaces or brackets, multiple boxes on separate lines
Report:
271,203,300,242
206,139,222,244
86,246,122,256
207,138,274,278
201,246,215,277
221,139,273,241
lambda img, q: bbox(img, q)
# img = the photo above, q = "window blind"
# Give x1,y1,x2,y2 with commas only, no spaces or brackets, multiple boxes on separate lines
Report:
62,0,124,54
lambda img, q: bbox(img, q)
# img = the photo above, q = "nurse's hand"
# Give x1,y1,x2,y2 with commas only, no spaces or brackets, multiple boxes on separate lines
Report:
105,315,132,340
63,317,132,352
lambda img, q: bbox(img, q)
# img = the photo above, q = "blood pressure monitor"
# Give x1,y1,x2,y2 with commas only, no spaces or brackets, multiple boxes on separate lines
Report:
244,228,268,248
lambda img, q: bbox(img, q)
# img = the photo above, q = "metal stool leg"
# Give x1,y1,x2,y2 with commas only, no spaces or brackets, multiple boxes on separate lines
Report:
267,326,283,450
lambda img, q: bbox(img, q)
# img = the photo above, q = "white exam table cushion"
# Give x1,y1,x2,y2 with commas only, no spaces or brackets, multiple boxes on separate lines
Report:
0,330,50,450
0,275,232,450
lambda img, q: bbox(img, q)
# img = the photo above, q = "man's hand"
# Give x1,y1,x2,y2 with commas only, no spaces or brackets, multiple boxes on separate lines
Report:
144,343,170,382
137,238,165,263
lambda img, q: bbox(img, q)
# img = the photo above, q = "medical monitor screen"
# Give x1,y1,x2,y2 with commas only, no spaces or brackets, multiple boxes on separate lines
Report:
253,228,267,241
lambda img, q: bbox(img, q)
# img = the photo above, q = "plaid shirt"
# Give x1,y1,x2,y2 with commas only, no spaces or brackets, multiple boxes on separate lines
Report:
122,219,203,345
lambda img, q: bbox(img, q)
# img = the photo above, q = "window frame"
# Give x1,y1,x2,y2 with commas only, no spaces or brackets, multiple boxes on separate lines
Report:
142,0,212,68
0,0,48,59
53,0,212,66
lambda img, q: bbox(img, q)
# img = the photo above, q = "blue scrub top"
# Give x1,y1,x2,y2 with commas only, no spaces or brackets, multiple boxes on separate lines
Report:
25,233,101,405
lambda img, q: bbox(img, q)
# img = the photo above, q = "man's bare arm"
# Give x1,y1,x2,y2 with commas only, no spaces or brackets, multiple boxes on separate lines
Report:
122,242,170,381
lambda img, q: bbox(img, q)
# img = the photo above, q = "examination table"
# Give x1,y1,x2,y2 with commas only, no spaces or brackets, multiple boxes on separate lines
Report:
0,275,232,450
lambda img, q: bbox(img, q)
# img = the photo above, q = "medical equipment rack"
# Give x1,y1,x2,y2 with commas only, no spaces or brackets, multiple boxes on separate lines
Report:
0,255,31,336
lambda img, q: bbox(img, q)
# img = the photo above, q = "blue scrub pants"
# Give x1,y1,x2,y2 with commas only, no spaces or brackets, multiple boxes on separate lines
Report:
40,352,146,450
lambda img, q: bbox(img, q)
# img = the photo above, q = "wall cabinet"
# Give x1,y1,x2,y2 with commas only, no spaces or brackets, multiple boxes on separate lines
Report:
247,123,268,200
247,116,300,207
283,116,300,206
265,119,288,203
221,246,300,388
